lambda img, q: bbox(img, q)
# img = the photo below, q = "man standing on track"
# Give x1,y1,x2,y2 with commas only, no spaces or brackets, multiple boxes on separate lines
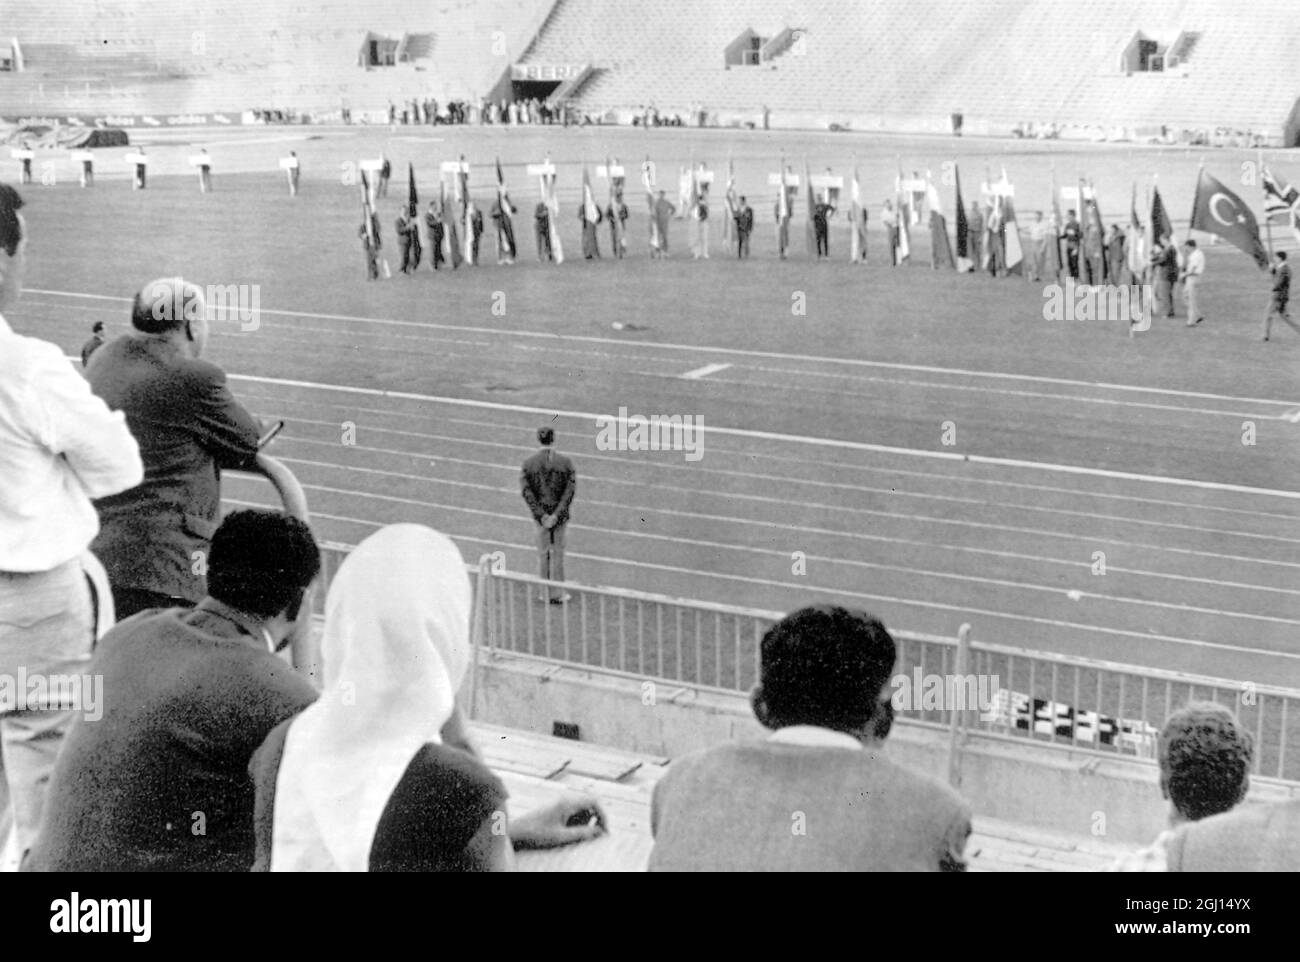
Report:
520,427,575,605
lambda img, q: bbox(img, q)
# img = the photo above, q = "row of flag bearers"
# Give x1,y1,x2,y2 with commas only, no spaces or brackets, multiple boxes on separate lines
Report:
7,146,305,192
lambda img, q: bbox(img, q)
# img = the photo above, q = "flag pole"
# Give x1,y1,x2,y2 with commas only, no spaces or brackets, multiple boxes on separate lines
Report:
1259,148,1275,261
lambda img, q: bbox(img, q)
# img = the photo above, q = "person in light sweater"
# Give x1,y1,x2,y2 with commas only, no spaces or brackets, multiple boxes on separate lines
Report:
649,605,972,872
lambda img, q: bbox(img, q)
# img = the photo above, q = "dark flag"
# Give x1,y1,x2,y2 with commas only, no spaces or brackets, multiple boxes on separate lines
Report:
954,165,971,271
407,162,422,269
1150,185,1174,245
927,172,955,269
495,157,517,259
1189,167,1269,269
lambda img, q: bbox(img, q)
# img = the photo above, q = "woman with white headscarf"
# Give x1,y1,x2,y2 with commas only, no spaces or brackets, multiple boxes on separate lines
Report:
249,524,605,871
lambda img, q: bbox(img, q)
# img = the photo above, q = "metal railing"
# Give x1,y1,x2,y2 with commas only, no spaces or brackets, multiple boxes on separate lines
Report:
469,554,1300,788
297,540,1300,788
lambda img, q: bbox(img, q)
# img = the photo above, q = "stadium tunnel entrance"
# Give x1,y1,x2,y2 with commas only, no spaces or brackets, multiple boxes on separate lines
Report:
511,79,561,103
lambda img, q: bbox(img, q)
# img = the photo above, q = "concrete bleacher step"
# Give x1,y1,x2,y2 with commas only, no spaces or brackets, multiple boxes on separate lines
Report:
968,816,1130,872
469,720,667,782
474,722,1130,871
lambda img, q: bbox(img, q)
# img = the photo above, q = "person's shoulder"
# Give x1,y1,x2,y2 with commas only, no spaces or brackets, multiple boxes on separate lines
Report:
555,452,576,470
172,353,228,388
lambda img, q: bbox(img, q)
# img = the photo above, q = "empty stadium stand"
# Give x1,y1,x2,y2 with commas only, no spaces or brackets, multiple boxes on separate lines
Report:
519,0,1300,142
0,0,554,117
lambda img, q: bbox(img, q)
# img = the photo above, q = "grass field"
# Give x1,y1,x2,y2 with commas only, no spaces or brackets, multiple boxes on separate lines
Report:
10,123,1300,693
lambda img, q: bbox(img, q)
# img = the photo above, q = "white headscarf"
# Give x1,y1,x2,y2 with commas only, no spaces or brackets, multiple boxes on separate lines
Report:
269,525,473,872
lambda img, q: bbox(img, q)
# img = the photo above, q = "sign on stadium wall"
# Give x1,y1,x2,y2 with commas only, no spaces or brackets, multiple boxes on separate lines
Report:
2,113,237,128
510,63,588,82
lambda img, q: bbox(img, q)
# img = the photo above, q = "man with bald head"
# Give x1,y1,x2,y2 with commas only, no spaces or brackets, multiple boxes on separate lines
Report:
87,278,263,619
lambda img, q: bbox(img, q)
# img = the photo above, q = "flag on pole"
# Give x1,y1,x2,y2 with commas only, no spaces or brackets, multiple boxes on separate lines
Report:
407,162,422,269
954,165,972,272
723,154,736,242
1261,164,1300,245
1002,195,1024,276
777,159,790,222
440,179,462,269
1126,182,1145,281
804,157,816,257
459,157,473,265
851,163,867,263
1150,184,1174,246
927,171,955,270
1189,167,1269,269
582,163,600,223
496,157,517,259
360,169,375,247
643,157,659,251
895,173,911,266
1047,168,1063,280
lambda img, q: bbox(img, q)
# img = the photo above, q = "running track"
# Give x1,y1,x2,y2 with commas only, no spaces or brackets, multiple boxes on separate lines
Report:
22,289,1300,689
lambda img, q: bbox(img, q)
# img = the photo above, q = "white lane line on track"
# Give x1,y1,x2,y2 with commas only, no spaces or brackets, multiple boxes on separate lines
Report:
246,454,1300,596
249,474,1300,626
236,391,1300,524
223,371,1300,501
29,289,1300,408
679,362,732,380
223,497,1300,665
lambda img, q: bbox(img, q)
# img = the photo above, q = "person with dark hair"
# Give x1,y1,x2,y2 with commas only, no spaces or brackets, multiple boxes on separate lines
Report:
734,195,753,259
1110,702,1255,872
649,605,972,871
23,510,321,872
520,426,575,604
0,182,143,870
425,202,445,271
1263,249,1293,341
534,201,553,262
250,525,605,870
87,277,263,620
79,321,106,367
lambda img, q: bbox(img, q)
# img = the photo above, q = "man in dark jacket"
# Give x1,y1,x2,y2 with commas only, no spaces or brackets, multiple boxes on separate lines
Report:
87,278,263,619
426,203,445,270
1264,250,1294,341
395,209,417,274
520,427,575,603
24,510,320,872
735,196,754,259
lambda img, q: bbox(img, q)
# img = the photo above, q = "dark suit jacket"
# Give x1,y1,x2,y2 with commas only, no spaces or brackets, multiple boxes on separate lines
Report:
520,447,576,525
87,336,261,601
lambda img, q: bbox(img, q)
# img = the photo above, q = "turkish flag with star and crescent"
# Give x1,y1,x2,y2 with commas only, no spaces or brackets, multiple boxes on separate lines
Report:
1189,168,1269,269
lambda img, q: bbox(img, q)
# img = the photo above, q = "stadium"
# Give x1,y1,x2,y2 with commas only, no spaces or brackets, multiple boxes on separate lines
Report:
1,0,1298,885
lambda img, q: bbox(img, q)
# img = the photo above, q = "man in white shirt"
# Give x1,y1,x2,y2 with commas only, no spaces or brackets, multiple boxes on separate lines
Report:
1181,239,1205,326
0,183,144,868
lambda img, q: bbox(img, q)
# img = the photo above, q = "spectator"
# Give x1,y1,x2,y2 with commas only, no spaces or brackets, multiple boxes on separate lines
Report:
1109,702,1253,872
88,278,262,619
80,320,106,367
249,524,605,870
649,605,971,871
0,182,143,870
23,509,321,872
1165,798,1300,871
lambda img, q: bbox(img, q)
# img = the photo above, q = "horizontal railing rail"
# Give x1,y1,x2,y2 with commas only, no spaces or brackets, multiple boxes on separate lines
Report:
302,541,1300,787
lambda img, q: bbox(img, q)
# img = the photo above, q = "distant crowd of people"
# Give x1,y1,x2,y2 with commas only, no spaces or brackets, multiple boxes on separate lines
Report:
385,96,584,128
